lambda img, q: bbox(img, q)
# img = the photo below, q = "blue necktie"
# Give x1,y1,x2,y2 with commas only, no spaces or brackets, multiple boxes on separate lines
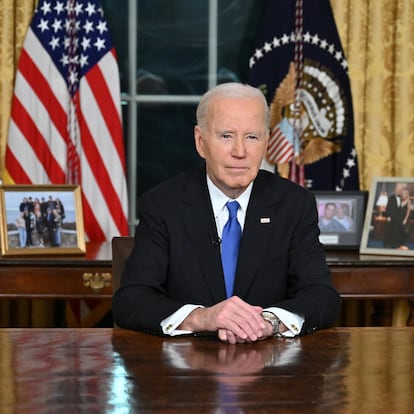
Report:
221,201,241,298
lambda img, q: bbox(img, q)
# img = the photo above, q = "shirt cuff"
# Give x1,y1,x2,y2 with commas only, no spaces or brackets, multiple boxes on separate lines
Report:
160,304,204,336
264,307,304,337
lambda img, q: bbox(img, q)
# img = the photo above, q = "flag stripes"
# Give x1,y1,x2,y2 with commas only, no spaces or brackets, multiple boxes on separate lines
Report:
267,126,295,164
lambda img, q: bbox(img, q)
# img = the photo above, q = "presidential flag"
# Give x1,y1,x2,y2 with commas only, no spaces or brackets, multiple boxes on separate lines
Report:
249,0,359,191
6,0,128,241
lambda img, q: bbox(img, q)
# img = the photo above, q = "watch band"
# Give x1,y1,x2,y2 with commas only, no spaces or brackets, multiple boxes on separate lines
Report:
261,311,282,337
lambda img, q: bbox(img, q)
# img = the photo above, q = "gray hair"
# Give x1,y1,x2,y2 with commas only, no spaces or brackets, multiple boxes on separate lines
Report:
196,82,270,131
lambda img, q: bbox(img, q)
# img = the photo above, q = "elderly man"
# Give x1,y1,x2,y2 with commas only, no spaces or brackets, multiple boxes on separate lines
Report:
113,82,340,344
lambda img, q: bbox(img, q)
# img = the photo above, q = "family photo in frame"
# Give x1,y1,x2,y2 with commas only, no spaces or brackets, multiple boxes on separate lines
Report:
0,185,85,256
360,177,414,257
314,191,368,249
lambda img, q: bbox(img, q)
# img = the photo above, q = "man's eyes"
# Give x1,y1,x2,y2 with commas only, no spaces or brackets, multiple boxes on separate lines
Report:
219,134,259,140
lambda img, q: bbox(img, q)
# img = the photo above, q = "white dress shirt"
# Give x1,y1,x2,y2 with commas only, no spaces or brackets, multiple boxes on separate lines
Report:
161,176,304,337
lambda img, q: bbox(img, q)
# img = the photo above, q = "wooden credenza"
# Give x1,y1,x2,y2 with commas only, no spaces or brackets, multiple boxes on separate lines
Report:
0,243,413,326
0,242,113,300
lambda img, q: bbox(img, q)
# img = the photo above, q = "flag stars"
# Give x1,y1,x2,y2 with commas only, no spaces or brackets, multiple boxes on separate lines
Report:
249,57,255,68
85,2,97,16
320,39,328,49
49,36,60,50
40,1,52,15
303,32,312,42
37,19,49,32
94,37,106,51
96,20,108,34
263,42,272,53
51,18,62,32
311,34,320,45
272,36,281,47
60,53,69,66
74,2,84,15
81,37,91,50
64,36,71,49
347,158,356,168
54,1,65,15
255,48,263,60
79,54,89,67
83,20,94,33
281,33,290,44
68,69,79,85
342,168,350,179
335,51,343,61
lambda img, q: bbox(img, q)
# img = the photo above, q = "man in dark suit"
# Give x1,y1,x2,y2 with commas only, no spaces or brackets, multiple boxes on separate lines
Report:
383,182,407,248
113,82,341,344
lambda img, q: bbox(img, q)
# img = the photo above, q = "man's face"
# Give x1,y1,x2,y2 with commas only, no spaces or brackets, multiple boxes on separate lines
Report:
194,96,268,198
324,204,336,219
395,183,406,196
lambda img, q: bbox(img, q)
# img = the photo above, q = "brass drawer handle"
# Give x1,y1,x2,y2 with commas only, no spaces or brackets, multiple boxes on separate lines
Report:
83,272,112,290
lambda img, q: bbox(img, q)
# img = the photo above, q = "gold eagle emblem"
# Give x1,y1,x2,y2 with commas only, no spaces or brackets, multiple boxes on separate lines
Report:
268,60,345,178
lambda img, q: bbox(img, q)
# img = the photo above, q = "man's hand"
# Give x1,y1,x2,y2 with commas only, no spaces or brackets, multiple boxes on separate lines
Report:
179,296,270,344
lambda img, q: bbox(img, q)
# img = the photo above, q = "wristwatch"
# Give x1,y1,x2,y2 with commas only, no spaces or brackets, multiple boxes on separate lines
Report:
261,311,282,337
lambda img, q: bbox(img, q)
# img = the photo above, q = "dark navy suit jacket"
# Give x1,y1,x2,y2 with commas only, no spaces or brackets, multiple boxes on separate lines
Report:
113,166,341,335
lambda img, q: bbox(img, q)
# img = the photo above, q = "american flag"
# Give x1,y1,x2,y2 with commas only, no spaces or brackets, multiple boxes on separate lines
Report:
6,0,128,241
267,126,295,164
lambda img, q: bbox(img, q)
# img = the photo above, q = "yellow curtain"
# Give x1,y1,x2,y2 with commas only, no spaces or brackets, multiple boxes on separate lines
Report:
0,0,36,180
331,0,414,191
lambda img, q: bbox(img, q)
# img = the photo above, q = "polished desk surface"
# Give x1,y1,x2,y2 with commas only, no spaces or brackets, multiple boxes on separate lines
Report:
0,327,413,413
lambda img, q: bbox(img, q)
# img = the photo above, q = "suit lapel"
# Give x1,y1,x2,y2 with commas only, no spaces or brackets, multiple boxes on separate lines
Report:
234,173,281,298
179,167,227,302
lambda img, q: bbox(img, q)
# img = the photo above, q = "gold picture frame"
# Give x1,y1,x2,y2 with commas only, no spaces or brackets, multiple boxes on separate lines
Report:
360,177,414,257
0,184,86,256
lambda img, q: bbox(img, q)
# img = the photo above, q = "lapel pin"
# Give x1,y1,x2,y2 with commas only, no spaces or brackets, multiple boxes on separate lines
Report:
260,217,271,224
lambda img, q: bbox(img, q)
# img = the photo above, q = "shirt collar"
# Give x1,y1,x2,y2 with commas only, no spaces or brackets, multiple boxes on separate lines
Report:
206,175,252,216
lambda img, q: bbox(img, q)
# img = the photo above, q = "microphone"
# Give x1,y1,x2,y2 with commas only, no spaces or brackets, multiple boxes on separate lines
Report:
209,233,221,246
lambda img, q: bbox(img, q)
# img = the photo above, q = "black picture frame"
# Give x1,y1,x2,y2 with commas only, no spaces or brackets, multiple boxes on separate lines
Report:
313,191,368,250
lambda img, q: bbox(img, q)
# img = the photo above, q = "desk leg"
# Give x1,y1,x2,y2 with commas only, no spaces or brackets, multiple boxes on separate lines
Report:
392,299,410,326
371,300,392,326
408,300,414,327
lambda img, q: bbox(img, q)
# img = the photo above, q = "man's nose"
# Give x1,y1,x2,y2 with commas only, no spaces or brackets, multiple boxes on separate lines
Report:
232,137,246,157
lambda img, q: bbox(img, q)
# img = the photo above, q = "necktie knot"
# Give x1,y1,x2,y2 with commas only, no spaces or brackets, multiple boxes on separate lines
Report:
226,200,240,220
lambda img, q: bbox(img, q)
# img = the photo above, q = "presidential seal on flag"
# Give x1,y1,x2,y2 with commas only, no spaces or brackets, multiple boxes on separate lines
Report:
249,0,359,191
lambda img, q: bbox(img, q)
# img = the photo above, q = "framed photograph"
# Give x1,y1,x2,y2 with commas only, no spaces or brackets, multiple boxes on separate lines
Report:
0,184,86,256
314,191,368,249
360,177,414,256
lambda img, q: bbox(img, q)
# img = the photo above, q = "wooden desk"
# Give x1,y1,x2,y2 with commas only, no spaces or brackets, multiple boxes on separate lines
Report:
0,245,413,326
0,327,413,412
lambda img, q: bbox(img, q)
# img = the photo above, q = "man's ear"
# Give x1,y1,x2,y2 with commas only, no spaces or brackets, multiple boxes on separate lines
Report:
194,125,205,158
